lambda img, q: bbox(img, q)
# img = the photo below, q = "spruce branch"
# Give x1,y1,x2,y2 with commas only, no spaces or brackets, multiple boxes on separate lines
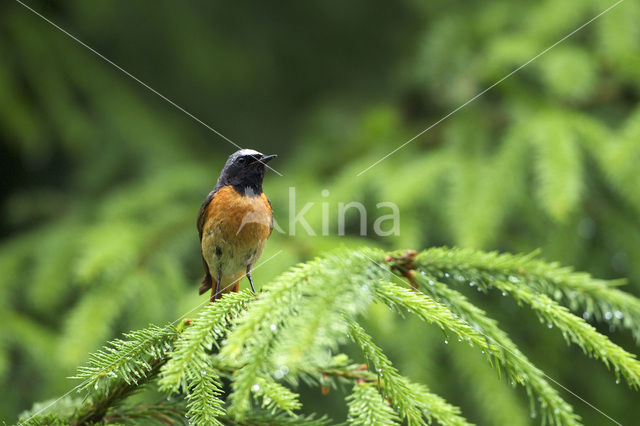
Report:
184,362,225,426
413,247,640,341
213,352,380,391
410,273,579,425
49,321,191,424
491,279,640,388
221,249,385,418
21,247,640,425
375,281,497,353
346,382,401,425
376,280,589,425
73,357,167,425
269,249,382,369
348,320,471,426
220,258,318,418
159,290,254,393
402,250,640,388
249,376,302,414
73,324,180,392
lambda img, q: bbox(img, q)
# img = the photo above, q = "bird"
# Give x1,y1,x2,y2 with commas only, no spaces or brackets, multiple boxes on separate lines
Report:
197,149,276,302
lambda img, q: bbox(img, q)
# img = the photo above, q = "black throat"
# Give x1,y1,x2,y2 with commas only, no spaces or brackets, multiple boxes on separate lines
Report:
231,181,263,197
215,170,265,197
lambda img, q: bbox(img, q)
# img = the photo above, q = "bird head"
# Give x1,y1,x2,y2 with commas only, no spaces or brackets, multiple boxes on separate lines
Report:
217,149,277,195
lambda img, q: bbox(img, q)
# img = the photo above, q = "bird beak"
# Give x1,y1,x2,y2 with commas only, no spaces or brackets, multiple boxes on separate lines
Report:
251,154,277,165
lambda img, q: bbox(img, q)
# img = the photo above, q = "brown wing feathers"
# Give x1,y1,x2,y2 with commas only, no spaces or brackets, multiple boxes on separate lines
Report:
197,190,216,294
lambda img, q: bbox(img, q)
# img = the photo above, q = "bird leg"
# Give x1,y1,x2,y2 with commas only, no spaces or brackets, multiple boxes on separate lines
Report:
211,272,221,302
246,265,256,294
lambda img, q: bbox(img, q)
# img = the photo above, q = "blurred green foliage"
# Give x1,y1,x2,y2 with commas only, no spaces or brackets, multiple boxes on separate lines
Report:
1,0,639,424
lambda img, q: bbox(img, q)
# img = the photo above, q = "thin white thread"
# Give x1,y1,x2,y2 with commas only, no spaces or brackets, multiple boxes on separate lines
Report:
15,0,283,177
357,0,624,176
18,250,283,425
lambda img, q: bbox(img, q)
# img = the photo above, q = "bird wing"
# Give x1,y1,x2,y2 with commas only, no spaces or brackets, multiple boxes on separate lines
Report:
197,189,216,294
266,196,274,237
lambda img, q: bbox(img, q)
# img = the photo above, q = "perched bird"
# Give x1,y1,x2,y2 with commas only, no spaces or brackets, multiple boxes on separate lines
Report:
197,149,276,302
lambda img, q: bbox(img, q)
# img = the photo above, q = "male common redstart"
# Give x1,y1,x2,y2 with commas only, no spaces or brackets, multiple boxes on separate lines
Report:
197,149,276,302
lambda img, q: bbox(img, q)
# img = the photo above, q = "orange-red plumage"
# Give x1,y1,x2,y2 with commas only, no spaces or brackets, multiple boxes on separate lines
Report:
201,186,272,247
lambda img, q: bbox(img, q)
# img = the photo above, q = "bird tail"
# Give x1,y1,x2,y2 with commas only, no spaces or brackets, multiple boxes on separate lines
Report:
199,274,212,295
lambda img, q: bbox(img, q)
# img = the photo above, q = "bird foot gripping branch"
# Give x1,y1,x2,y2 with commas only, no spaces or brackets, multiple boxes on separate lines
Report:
384,250,419,289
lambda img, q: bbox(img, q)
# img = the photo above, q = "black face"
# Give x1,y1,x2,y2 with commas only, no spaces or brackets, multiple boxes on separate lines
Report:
215,149,276,196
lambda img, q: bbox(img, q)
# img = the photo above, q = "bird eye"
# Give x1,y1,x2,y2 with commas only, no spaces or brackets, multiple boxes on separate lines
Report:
238,157,247,164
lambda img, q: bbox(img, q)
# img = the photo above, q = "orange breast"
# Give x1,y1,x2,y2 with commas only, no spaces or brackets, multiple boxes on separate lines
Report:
202,186,272,248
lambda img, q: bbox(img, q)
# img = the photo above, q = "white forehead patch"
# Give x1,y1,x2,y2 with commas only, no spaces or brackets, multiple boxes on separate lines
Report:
235,149,262,157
